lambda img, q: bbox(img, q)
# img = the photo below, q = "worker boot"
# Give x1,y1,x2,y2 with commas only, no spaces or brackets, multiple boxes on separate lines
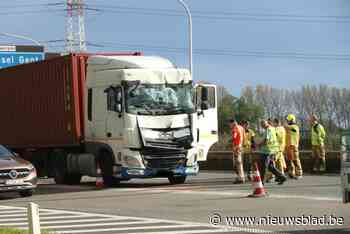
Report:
319,158,326,173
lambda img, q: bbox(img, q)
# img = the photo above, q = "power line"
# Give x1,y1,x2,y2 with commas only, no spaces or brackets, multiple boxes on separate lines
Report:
88,4,350,19
81,41,350,61
4,3,350,23
86,4,350,23
0,3,61,9
45,39,350,60
41,39,350,61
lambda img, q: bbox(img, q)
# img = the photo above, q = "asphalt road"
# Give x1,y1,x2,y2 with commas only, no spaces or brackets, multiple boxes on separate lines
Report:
0,171,349,234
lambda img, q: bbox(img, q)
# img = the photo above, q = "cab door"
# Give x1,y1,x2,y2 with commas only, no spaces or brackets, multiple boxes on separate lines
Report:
105,86,124,140
195,84,218,161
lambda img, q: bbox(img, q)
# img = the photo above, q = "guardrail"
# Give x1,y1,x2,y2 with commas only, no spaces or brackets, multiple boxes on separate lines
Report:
199,151,341,173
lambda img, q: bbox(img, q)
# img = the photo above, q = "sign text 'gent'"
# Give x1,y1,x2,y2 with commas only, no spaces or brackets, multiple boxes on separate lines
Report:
0,52,44,69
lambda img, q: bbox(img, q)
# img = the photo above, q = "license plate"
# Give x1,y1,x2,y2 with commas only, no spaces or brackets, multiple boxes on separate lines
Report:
5,179,24,185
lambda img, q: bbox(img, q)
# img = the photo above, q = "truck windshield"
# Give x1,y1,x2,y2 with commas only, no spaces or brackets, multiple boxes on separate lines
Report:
125,82,195,115
0,145,12,158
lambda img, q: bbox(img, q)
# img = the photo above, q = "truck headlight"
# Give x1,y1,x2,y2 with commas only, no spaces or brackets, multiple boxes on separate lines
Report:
173,128,191,138
123,155,143,168
186,153,197,166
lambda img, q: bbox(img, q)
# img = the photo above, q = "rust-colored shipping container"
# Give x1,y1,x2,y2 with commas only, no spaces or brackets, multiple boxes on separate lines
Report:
0,54,86,148
0,53,140,148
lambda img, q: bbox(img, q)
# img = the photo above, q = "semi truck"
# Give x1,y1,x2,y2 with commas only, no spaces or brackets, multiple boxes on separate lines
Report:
0,53,218,186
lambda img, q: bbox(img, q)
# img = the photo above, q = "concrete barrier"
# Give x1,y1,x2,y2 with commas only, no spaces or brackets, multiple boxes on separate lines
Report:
199,151,341,173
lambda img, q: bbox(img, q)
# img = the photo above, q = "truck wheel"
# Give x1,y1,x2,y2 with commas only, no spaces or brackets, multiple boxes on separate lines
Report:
54,167,67,184
99,151,120,187
19,190,33,197
168,175,187,185
53,150,68,184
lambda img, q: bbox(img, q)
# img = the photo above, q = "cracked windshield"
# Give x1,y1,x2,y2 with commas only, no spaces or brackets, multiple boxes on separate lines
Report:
126,82,195,115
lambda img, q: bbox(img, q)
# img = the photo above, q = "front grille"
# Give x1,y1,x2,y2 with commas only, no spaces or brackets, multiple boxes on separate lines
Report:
144,135,193,150
141,148,187,169
0,168,30,180
146,158,184,169
145,140,183,149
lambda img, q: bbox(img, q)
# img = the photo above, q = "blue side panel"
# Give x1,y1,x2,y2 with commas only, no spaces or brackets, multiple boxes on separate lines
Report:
118,163,199,179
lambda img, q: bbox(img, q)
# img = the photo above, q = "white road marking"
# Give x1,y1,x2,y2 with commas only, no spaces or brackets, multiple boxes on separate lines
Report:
0,210,26,214
41,220,160,229
122,230,237,234
0,215,89,222
0,218,120,226
55,228,237,234
48,224,207,233
0,205,272,234
0,212,58,218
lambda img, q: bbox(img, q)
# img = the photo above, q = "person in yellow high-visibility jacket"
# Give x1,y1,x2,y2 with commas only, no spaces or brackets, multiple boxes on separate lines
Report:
310,114,326,173
284,114,303,179
257,120,287,185
273,118,287,175
242,120,256,181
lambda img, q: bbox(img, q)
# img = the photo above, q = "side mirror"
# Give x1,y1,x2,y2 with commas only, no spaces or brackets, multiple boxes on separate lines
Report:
116,103,122,113
197,109,204,117
116,90,123,117
201,101,209,110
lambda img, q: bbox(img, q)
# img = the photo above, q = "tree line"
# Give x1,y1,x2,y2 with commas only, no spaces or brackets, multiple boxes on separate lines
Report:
215,84,349,150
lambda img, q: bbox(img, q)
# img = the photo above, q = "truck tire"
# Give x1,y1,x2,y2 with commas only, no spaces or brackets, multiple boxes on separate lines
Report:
19,189,33,197
54,164,67,184
53,151,82,185
54,153,67,184
168,175,187,185
99,151,120,187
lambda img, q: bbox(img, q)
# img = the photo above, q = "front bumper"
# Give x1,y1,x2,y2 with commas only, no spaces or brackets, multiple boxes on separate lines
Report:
117,163,199,179
0,177,37,193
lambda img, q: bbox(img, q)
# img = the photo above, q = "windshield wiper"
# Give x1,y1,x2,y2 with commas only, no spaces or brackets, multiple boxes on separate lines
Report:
168,107,193,114
136,104,154,115
143,104,154,114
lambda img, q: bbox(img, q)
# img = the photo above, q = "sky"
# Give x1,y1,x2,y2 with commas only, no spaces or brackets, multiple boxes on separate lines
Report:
0,0,350,96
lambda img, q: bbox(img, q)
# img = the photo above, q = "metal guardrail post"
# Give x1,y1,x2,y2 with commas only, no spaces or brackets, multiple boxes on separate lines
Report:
28,202,41,234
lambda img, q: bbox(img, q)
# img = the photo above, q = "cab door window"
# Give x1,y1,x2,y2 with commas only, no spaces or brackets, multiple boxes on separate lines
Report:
196,86,216,110
105,86,123,112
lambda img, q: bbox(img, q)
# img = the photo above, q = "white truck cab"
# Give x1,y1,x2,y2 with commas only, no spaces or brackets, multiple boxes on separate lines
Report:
84,55,218,184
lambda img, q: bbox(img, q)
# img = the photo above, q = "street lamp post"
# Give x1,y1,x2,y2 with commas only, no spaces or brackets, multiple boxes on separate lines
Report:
177,0,193,76
0,32,42,47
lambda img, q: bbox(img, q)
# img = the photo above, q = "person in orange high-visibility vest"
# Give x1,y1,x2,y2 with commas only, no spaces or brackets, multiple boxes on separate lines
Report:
230,118,245,184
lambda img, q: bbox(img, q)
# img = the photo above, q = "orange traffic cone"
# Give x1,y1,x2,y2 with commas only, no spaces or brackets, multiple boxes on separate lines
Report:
96,163,104,188
248,163,267,198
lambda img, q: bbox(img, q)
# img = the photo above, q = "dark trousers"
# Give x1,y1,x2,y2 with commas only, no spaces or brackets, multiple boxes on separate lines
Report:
260,154,284,182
